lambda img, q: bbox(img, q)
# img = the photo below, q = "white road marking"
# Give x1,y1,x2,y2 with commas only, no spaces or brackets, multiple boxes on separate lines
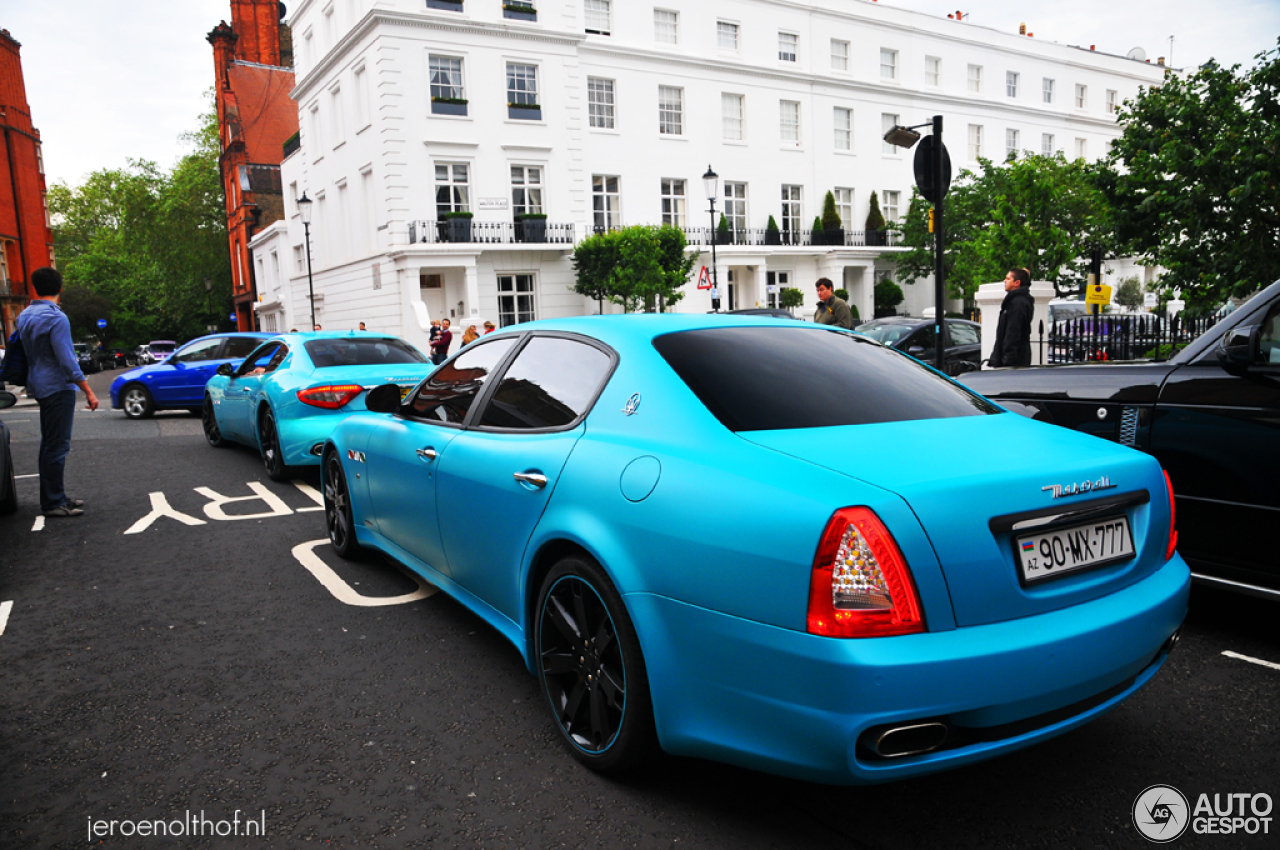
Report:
15,473,38,480
31,516,44,532
1222,650,1280,672
292,480,325,513
124,492,206,534
0,600,12,635
291,539,436,607
194,482,293,521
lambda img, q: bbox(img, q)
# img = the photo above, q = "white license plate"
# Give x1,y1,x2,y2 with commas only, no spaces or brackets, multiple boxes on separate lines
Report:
1016,516,1134,583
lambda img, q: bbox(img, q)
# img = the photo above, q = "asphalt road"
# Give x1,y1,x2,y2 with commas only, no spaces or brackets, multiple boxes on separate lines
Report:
0,369,1276,849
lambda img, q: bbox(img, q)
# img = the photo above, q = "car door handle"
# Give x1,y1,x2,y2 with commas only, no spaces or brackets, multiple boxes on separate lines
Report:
513,472,547,488
416,447,438,460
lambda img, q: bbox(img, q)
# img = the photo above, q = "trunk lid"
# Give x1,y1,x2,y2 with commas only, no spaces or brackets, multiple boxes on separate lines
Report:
741,411,1170,627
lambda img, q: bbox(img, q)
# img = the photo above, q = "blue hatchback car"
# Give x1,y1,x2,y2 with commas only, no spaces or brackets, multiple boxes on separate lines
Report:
320,315,1190,784
111,332,272,418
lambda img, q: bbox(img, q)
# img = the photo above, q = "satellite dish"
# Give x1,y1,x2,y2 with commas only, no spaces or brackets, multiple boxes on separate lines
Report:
1127,47,1147,61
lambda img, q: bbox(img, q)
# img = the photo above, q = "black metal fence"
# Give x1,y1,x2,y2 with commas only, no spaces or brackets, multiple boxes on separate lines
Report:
678,227,899,248
408,220,576,245
1039,313,1218,364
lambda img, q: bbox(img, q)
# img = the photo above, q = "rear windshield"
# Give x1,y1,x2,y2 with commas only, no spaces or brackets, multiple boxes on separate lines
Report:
304,337,428,368
149,341,175,353
654,326,1000,432
855,323,914,345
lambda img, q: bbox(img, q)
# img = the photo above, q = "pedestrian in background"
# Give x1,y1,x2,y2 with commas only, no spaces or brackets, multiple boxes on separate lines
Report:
461,324,479,346
16,267,99,517
483,321,495,335
358,322,367,331
989,268,1034,368
813,278,853,329
431,319,452,365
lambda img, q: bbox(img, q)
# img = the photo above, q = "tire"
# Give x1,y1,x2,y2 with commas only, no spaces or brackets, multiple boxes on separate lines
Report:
202,395,228,448
535,556,659,772
1,445,17,516
323,449,362,559
258,407,290,481
121,384,155,419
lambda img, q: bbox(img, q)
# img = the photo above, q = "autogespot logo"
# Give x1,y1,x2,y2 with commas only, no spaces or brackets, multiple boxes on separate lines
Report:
1134,785,1191,843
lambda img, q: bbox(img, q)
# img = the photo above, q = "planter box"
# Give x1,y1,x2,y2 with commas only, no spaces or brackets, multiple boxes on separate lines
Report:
508,105,542,120
426,0,464,11
865,230,886,247
714,229,733,246
814,228,845,246
432,100,468,116
764,230,782,246
437,218,473,242
516,219,547,243
503,8,537,21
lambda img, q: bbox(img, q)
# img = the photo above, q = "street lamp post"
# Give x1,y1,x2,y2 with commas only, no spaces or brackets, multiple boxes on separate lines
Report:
703,165,720,312
883,116,948,373
297,192,317,330
204,276,213,330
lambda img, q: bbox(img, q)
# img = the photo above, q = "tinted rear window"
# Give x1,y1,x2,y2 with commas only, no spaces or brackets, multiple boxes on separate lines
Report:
304,338,428,368
654,326,1000,431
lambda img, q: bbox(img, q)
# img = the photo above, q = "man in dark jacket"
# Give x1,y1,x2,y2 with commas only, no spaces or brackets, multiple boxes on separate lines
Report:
814,278,854,329
990,268,1034,367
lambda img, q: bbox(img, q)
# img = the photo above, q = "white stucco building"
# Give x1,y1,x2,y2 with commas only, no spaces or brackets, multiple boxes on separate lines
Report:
251,0,1167,351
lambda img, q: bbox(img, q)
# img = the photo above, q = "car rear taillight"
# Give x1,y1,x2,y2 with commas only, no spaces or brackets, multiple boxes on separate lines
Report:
1163,469,1178,561
807,507,925,638
297,385,364,409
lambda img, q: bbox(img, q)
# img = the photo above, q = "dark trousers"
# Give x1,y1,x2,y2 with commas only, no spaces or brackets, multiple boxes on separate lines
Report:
36,390,76,511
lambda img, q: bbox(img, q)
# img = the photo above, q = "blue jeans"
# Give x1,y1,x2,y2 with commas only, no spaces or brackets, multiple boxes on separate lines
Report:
37,389,77,511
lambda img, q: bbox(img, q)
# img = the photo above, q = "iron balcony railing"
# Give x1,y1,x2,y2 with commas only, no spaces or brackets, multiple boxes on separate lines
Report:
1039,313,1218,364
678,226,899,248
408,220,576,245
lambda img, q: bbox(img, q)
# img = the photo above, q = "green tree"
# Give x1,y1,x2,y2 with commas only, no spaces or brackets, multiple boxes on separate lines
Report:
1103,40,1280,311
779,287,804,312
1114,276,1145,310
894,153,1113,304
47,92,232,346
571,224,695,312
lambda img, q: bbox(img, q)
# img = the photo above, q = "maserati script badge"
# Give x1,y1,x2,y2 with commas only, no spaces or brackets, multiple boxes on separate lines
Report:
1042,476,1116,499
622,393,641,416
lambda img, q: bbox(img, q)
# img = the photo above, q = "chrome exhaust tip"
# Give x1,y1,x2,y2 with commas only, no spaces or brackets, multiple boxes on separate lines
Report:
869,721,950,758
1163,627,1181,654
310,443,325,456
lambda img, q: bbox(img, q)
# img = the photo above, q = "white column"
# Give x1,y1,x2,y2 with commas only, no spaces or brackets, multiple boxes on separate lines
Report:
976,280,1055,367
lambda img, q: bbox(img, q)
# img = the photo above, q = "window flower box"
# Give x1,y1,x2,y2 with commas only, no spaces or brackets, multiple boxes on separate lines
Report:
426,0,464,11
503,4,537,21
508,102,542,120
515,214,547,243
431,98,468,116
438,212,474,242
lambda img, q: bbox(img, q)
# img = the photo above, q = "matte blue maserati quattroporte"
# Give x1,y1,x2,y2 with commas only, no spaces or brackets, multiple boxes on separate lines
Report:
322,315,1189,784
203,331,434,480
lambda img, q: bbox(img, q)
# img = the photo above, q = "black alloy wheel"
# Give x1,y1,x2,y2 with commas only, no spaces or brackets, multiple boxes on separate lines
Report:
121,385,155,419
258,408,289,481
202,395,227,447
324,450,361,559
535,556,658,771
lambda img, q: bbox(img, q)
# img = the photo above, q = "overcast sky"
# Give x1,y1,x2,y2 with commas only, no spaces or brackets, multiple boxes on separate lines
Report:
3,0,1278,189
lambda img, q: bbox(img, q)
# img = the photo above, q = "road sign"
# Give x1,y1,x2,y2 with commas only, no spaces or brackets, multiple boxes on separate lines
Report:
913,135,952,204
96,319,107,329
697,266,713,290
1085,283,1113,306
230,313,237,322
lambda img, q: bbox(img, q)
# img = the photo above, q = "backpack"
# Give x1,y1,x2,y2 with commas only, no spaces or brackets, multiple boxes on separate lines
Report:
1,328,27,386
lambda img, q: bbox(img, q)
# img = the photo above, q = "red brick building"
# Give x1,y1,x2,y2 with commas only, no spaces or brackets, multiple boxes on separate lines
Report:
0,29,53,339
208,0,297,332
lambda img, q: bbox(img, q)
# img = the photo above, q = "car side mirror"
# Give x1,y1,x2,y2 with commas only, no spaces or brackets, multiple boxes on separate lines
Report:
907,345,926,358
1215,324,1258,371
365,383,403,414
216,362,235,377
0,389,16,410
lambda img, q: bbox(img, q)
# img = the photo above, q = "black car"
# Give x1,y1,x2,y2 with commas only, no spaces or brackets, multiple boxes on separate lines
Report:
962,279,1280,600
94,347,130,370
0,388,17,514
855,316,983,376
73,343,100,375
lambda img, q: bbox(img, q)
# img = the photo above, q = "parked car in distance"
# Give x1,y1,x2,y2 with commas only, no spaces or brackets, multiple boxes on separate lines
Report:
94,347,130,371
148,340,177,363
73,343,100,375
322,315,1187,784
854,316,982,376
203,331,435,480
0,388,18,514
962,278,1280,600
111,332,273,419
714,308,800,320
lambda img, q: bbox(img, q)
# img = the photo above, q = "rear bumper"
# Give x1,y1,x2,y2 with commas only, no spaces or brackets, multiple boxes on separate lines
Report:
629,555,1189,784
276,410,367,467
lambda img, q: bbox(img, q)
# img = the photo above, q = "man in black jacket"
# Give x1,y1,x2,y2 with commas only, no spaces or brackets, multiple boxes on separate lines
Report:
990,268,1033,367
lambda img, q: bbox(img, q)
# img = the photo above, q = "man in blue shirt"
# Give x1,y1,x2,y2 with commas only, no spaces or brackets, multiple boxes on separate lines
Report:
16,267,100,517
